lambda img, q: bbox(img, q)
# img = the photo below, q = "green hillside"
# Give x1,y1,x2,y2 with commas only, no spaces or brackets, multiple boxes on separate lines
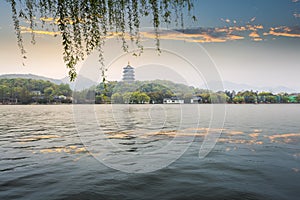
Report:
73,80,214,104
0,78,72,104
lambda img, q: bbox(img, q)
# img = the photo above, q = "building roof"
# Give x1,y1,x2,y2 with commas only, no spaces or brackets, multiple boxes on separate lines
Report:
124,65,134,69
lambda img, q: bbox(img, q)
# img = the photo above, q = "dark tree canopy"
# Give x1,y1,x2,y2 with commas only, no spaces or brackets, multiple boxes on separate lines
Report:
7,0,196,81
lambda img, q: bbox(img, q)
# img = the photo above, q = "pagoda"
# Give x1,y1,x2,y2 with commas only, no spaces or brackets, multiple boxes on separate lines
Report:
122,62,135,83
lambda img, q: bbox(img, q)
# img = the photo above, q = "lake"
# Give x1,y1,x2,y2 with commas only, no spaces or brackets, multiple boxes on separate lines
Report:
0,104,299,200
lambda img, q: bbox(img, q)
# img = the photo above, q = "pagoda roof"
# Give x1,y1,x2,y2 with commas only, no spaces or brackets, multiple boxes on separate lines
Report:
124,64,134,69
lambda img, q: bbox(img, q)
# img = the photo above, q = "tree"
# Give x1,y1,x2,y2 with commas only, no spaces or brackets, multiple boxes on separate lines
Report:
199,93,211,103
56,84,72,96
233,96,244,104
297,94,300,103
0,85,9,102
210,92,228,104
19,87,32,104
136,92,150,104
0,78,72,104
8,0,196,81
95,94,110,104
258,92,273,96
265,95,277,103
123,92,133,104
282,96,290,103
111,93,123,104
44,86,54,102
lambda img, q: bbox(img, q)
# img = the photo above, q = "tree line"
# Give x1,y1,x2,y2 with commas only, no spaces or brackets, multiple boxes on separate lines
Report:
225,90,300,104
73,80,300,104
0,78,72,104
1,78,299,104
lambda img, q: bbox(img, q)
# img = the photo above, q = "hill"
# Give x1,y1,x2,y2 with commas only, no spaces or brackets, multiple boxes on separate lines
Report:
0,73,62,85
202,81,297,94
0,78,72,104
0,74,97,90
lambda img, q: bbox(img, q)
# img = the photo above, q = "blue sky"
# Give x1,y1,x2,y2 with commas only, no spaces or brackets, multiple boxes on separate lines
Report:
0,0,300,91
196,0,299,26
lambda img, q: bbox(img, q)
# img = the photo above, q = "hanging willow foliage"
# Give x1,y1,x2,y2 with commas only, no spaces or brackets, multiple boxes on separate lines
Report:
7,0,196,81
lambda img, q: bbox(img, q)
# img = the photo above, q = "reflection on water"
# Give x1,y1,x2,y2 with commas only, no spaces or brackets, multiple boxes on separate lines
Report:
17,135,60,143
36,146,87,154
0,105,300,200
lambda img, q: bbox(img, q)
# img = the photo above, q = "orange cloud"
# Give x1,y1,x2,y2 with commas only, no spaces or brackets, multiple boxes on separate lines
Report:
227,34,244,40
40,17,58,22
264,26,300,38
255,25,264,29
19,22,299,45
230,26,247,32
247,24,264,31
20,26,59,36
215,27,230,33
40,17,86,25
266,30,300,38
253,38,263,41
249,31,260,38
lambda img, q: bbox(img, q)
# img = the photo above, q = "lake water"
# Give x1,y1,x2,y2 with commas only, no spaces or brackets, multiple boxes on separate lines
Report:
0,104,299,200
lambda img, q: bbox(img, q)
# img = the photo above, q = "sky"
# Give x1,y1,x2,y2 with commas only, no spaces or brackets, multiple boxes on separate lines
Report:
0,0,300,91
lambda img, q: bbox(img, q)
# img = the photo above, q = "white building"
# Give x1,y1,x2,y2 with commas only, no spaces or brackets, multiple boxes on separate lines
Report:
163,98,184,104
190,96,202,104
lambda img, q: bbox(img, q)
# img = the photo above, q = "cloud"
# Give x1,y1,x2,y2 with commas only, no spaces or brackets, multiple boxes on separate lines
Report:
248,31,263,41
264,26,300,38
227,34,244,40
220,18,231,23
40,17,57,22
294,13,300,18
230,26,247,32
19,22,300,45
138,23,272,44
252,38,263,41
292,0,299,3
215,27,231,33
247,24,264,31
250,17,256,22
142,29,230,43
268,31,300,38
20,26,59,36
173,24,266,43
150,27,247,43
40,17,84,25
249,32,260,38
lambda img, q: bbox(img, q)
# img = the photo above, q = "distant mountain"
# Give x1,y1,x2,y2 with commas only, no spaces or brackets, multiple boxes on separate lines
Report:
0,73,62,85
0,73,98,90
259,86,297,94
202,81,297,93
61,75,98,91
